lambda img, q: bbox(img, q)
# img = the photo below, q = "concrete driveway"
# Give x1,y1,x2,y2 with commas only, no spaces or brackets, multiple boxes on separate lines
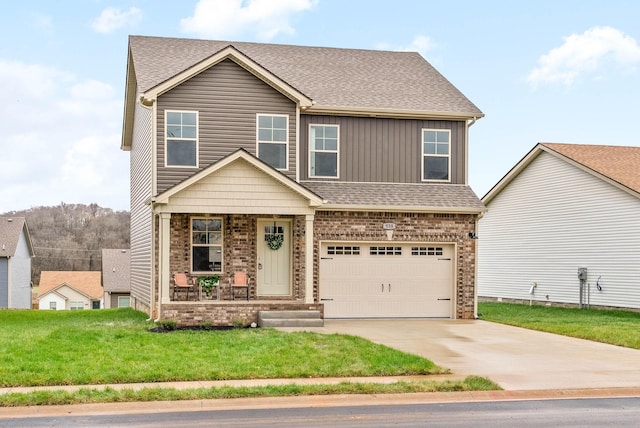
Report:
309,319,640,390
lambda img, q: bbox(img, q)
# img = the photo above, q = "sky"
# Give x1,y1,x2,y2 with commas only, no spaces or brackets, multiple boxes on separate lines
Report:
1,0,639,213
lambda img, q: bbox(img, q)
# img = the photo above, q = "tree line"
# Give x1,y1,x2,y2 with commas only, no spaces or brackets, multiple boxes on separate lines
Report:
2,203,130,284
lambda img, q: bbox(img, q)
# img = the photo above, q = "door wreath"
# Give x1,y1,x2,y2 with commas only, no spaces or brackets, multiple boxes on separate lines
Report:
266,233,284,250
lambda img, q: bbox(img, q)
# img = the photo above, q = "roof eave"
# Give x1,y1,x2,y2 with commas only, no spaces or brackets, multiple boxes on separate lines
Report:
320,203,486,214
305,105,484,121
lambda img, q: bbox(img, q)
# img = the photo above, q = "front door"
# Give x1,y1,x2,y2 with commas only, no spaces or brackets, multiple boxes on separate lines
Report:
257,219,291,296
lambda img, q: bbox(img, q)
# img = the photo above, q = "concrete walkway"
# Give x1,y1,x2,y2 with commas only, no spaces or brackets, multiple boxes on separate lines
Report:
303,319,640,390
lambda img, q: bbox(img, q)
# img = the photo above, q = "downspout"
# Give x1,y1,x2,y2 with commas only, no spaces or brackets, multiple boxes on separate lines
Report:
464,117,477,185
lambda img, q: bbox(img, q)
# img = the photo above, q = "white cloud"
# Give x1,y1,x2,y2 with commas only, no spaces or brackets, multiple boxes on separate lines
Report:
376,35,436,59
527,26,640,87
91,7,142,34
180,0,316,40
0,59,129,213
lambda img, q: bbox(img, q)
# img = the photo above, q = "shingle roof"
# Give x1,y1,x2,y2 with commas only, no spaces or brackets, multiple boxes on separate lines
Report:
301,181,485,212
38,271,103,299
101,249,131,292
128,35,483,116
541,143,640,194
0,217,33,257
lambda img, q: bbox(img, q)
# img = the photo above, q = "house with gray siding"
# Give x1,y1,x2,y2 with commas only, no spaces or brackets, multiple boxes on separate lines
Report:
121,35,485,326
102,249,131,308
478,143,640,310
0,217,34,309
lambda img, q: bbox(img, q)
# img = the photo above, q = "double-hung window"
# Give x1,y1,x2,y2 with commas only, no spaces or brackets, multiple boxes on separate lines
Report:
257,114,288,170
166,111,198,167
191,218,223,273
422,129,450,181
309,124,339,178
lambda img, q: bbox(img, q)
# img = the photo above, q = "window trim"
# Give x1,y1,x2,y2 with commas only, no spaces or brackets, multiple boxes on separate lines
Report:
165,110,199,168
421,128,451,183
117,295,130,308
190,216,224,275
256,113,289,171
308,123,340,179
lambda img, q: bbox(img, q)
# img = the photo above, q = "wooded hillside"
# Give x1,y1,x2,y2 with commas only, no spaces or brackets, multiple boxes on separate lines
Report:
2,203,130,284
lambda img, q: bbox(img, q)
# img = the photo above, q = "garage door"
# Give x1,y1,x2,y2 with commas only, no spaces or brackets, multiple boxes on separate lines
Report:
319,243,454,318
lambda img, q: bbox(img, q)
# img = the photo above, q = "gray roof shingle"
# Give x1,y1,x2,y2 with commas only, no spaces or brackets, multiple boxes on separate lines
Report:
301,181,485,212
128,35,483,116
101,249,131,292
0,217,33,257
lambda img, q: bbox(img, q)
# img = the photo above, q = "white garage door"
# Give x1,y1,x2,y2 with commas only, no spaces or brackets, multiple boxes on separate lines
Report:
319,243,454,318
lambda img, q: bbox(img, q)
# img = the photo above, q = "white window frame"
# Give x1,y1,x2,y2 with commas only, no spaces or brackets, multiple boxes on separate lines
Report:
165,110,199,168
309,124,340,178
117,296,130,308
256,113,289,170
70,301,84,310
49,301,57,310
190,216,224,274
421,128,451,182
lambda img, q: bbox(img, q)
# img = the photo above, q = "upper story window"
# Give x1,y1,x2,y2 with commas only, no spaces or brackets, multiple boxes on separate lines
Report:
257,114,288,170
166,111,198,167
422,129,450,181
309,124,339,178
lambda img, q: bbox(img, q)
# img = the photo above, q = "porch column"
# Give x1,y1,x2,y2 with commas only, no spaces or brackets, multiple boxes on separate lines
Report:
159,213,171,304
305,214,314,304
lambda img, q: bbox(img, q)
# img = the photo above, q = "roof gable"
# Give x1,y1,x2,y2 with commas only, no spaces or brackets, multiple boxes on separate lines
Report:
483,143,640,204
154,149,324,208
0,217,34,257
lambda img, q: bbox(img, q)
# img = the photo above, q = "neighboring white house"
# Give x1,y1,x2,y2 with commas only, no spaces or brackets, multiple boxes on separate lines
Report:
478,143,640,310
38,271,103,310
0,217,34,309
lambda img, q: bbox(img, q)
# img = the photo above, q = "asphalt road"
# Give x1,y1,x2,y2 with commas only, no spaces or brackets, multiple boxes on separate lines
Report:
2,397,639,427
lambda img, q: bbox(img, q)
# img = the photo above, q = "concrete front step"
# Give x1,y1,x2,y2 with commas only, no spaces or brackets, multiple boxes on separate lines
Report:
258,310,324,327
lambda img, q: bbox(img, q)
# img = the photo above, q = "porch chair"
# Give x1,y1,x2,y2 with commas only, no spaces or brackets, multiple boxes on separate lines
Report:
230,272,250,300
172,272,195,301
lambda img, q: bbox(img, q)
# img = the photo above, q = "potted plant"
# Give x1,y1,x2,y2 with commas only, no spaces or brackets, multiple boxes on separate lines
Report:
198,274,220,299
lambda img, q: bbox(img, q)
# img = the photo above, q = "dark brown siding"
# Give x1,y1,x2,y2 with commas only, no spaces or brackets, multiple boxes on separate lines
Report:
156,59,297,194
300,115,466,184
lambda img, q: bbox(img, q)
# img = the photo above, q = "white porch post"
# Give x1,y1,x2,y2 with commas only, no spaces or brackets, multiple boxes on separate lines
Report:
159,213,171,304
305,214,314,304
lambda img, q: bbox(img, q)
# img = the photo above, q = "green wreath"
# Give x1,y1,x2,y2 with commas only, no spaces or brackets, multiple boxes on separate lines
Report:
266,233,284,250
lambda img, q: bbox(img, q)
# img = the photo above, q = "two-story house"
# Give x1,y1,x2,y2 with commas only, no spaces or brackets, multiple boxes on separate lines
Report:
121,35,484,326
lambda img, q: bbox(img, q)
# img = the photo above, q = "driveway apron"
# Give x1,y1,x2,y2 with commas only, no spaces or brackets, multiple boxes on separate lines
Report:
313,319,640,390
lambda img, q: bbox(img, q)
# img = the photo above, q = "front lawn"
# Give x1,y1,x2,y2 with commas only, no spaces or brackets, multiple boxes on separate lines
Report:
478,302,640,349
0,309,447,387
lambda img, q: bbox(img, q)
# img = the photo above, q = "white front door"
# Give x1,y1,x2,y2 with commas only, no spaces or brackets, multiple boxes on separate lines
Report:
257,219,291,296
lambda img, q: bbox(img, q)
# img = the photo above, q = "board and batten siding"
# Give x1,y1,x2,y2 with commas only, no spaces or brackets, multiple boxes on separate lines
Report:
478,152,640,309
299,115,466,184
129,99,153,308
156,59,297,194
156,160,315,215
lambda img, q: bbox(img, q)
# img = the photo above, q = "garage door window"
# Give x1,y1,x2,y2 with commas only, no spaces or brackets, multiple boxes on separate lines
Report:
369,246,402,255
327,246,360,255
411,246,444,256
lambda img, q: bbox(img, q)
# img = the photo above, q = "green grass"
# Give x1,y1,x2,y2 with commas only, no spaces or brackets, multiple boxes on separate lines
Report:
0,308,447,388
478,302,640,349
0,376,500,407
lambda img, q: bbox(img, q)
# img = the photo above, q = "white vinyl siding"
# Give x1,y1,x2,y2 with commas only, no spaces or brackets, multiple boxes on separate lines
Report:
478,152,640,309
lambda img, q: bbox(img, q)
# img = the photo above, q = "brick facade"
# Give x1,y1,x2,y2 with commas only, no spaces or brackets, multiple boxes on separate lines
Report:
313,211,478,319
155,210,478,325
